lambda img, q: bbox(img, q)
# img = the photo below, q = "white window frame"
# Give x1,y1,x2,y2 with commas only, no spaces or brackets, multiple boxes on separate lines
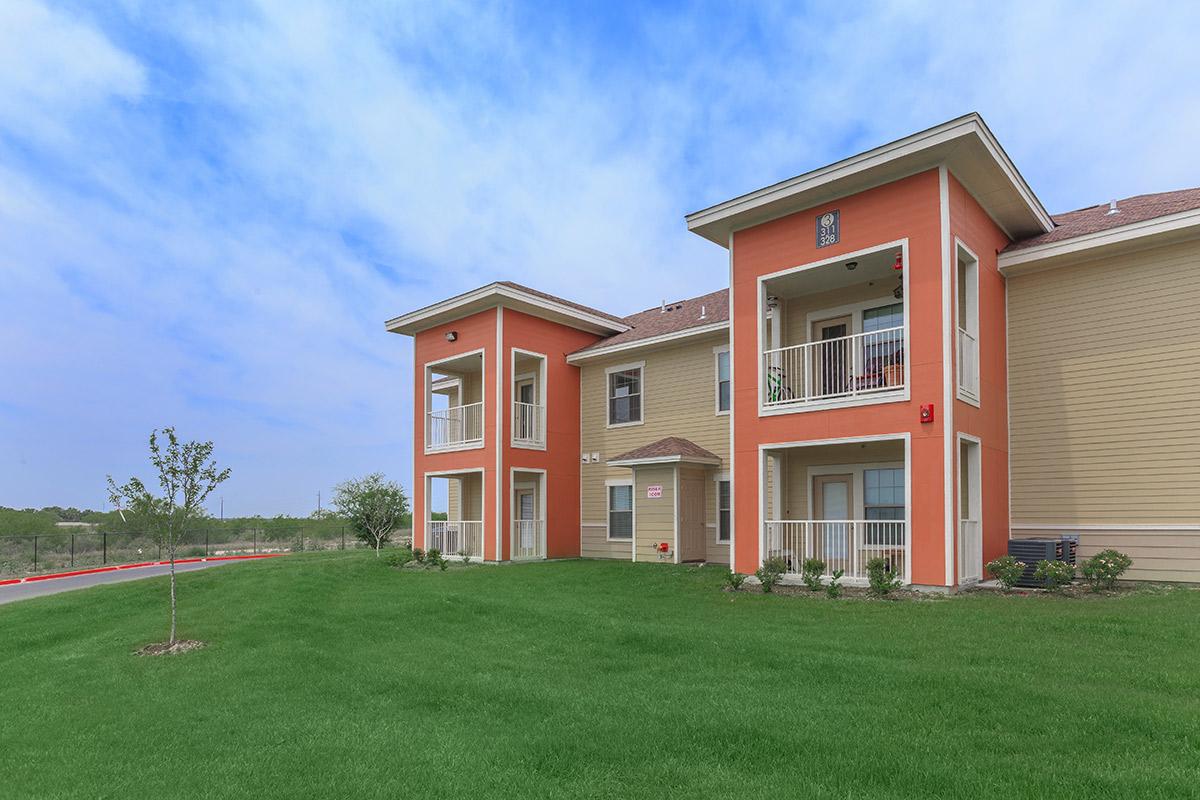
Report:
713,345,731,416
606,480,635,541
716,477,732,542
605,361,645,429
954,239,981,407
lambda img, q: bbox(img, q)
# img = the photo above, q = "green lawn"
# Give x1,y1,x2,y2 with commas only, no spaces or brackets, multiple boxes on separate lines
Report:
2,554,1199,799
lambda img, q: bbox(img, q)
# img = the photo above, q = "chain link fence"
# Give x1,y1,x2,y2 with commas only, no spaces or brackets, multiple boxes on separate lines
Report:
0,526,413,579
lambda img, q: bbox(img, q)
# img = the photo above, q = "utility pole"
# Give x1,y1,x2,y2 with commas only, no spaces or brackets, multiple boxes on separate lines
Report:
317,491,322,519
220,497,224,522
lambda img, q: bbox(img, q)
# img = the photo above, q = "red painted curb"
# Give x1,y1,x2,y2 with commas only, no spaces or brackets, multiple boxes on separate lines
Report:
5,553,286,585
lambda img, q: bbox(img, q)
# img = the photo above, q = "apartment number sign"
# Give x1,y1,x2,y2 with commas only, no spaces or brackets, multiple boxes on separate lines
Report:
816,210,840,248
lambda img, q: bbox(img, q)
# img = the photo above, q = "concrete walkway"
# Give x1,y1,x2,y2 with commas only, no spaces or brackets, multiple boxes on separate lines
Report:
0,559,252,605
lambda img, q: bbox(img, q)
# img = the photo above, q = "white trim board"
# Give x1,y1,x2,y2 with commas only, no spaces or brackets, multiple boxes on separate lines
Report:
386,282,628,336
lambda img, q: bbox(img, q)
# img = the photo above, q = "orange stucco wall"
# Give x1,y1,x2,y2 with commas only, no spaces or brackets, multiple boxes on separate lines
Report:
730,170,952,583
947,173,1012,579
412,307,499,558
500,308,601,560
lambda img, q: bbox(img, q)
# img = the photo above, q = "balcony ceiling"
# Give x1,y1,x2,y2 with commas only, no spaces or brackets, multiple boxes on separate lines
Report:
766,246,898,298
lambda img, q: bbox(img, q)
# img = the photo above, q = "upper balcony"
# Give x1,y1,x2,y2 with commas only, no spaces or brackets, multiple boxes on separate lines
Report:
759,244,908,414
425,351,484,453
511,349,546,449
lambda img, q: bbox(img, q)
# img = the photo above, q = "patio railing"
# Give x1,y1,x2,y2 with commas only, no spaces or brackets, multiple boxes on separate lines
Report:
427,402,484,450
763,520,907,582
427,520,484,558
763,326,905,408
511,519,545,560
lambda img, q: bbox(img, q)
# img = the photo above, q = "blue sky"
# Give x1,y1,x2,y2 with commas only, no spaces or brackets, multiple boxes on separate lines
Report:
2,0,1199,516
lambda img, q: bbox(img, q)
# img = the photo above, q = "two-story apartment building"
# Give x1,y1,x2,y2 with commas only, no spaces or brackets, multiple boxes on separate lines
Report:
387,113,1200,586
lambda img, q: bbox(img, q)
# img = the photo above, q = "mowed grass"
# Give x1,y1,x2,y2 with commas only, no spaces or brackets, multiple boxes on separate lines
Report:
2,555,1199,799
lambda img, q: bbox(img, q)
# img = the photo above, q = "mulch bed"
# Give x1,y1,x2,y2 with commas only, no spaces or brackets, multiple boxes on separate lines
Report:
729,580,1193,601
135,639,207,656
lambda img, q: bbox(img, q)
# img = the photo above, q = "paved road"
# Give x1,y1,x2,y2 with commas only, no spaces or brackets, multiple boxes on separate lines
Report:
0,560,240,605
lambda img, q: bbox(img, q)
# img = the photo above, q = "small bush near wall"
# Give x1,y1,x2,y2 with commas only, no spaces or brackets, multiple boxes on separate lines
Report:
825,569,844,599
1080,549,1133,592
755,557,787,593
801,559,825,592
1034,559,1075,592
866,557,903,596
384,548,414,568
725,571,747,591
986,555,1026,591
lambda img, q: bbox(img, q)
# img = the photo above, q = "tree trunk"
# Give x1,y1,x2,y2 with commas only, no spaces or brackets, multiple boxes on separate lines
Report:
375,536,381,557
168,553,177,644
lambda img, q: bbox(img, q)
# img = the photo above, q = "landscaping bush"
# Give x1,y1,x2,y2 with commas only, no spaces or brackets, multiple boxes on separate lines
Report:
1080,549,1132,591
986,555,1026,591
825,569,844,599
725,571,747,591
755,556,787,593
412,548,426,564
384,548,413,568
801,558,825,592
1034,559,1075,591
426,548,446,570
458,549,471,565
866,557,903,596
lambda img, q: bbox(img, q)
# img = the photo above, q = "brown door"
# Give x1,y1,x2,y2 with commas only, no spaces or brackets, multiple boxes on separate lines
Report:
678,473,706,562
812,474,852,568
811,315,851,398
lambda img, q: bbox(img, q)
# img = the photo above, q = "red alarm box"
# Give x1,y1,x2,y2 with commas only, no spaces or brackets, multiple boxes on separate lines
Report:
920,403,935,423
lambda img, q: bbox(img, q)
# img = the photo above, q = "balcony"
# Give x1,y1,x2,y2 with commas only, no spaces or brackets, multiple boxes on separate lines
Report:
513,402,545,447
957,327,979,401
510,469,546,559
512,349,547,448
425,350,484,453
759,244,908,413
427,403,484,450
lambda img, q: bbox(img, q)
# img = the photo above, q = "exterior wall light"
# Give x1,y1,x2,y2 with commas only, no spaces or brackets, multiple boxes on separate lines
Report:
445,331,458,342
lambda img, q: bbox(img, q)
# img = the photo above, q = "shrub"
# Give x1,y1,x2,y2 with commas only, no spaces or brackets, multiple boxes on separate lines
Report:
825,569,844,599
1080,549,1132,591
384,548,413,568
755,556,787,593
725,571,747,591
426,548,445,570
1034,559,1074,591
458,549,471,565
800,558,826,592
412,548,426,564
986,555,1026,590
866,557,903,596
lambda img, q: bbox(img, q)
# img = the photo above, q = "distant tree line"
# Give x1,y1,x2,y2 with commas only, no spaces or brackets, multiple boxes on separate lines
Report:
0,505,416,537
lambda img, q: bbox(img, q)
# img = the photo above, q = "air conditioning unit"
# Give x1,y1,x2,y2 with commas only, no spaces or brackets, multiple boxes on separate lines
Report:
1007,538,1076,588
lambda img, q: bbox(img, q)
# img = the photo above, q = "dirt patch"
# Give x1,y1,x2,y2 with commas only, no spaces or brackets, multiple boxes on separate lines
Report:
135,639,207,656
728,583,938,601
958,581,1193,600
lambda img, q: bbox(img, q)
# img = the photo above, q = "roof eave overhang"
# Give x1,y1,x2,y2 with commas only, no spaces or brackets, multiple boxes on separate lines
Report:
607,454,723,468
566,320,730,363
999,208,1200,276
384,283,629,337
685,113,1053,247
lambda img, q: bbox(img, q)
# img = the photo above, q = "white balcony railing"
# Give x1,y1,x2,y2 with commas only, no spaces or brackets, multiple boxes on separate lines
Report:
959,519,981,583
427,520,484,558
957,328,979,400
426,402,484,450
763,520,907,582
511,519,545,560
512,402,545,447
763,326,905,408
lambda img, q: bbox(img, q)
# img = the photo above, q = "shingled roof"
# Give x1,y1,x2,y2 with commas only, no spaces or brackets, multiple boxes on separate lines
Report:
570,288,728,356
609,437,722,466
1006,188,1200,252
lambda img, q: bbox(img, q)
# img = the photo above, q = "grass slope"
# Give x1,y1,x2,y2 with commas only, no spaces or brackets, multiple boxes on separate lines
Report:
2,554,1199,799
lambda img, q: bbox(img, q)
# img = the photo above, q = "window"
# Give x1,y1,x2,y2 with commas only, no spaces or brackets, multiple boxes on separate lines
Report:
956,245,980,401
862,303,904,387
717,480,731,542
715,349,730,413
862,302,904,332
607,366,642,426
864,468,904,520
608,484,633,539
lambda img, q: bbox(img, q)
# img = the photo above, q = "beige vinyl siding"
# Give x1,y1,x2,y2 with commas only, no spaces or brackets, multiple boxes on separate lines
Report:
1013,529,1200,583
633,466,676,562
779,441,906,518
580,332,731,562
1008,239,1200,581
445,473,483,522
